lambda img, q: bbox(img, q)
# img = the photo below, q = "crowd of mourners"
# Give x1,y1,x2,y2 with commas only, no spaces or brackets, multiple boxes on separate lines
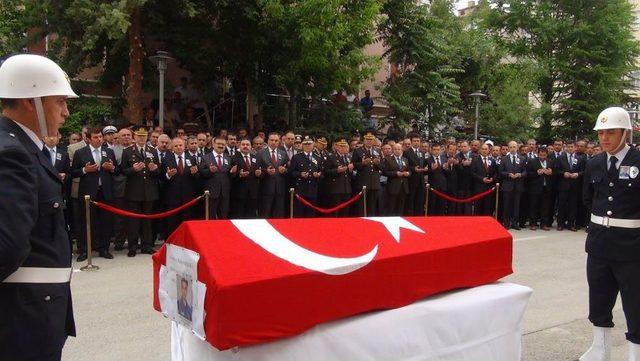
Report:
46,121,637,261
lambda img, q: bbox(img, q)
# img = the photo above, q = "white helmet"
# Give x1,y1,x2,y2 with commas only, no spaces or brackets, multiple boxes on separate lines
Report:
0,54,77,99
0,54,77,137
593,107,632,131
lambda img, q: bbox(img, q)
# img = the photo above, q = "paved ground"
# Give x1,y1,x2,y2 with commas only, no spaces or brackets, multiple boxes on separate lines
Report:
62,227,630,361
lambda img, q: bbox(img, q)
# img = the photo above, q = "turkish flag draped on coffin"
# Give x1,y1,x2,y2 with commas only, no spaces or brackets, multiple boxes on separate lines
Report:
153,216,512,350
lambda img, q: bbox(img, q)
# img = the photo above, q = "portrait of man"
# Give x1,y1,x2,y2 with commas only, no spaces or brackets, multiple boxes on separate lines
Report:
177,276,193,322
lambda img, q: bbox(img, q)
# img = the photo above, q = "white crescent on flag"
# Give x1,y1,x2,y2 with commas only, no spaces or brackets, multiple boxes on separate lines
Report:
231,217,424,275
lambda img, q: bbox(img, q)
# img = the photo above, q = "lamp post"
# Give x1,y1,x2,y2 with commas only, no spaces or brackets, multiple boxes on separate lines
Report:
470,91,487,140
149,51,175,129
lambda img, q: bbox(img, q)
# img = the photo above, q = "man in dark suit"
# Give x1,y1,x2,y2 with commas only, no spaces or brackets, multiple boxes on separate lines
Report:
200,136,237,219
526,147,554,230
382,143,411,216
0,53,76,360
257,132,289,218
548,139,564,228
230,139,262,218
471,143,497,216
71,128,118,261
556,142,585,231
427,143,448,215
290,136,323,218
121,127,161,257
456,141,475,215
499,141,527,229
403,133,427,216
324,138,353,217
352,132,382,216
443,143,460,215
162,137,199,234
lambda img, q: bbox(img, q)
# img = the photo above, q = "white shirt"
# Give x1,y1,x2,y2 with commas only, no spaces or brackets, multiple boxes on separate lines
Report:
11,120,43,150
607,144,630,170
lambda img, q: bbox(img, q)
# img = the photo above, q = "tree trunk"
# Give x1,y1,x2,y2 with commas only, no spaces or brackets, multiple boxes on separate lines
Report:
126,8,143,125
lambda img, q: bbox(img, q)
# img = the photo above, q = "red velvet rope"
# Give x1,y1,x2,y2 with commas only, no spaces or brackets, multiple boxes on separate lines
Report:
295,192,363,214
92,196,203,219
429,187,495,204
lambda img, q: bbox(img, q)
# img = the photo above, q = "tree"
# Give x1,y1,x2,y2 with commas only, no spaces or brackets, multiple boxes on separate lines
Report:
379,0,463,138
487,0,640,140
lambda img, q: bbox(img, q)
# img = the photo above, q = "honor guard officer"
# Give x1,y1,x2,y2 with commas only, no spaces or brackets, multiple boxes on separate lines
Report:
290,135,323,217
580,107,640,361
0,54,77,360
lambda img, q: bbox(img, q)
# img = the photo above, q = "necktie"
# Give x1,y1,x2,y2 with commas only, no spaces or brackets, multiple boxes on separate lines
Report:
48,147,56,165
569,155,574,171
178,155,184,175
93,148,101,169
42,145,51,163
511,155,515,164
308,153,312,162
160,152,165,163
397,157,402,168
608,156,618,181
271,150,277,166
245,155,250,170
343,155,347,164
483,157,488,171
217,154,222,169
436,157,440,167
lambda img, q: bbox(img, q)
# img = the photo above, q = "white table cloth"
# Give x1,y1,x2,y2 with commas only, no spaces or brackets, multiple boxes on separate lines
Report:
171,282,532,361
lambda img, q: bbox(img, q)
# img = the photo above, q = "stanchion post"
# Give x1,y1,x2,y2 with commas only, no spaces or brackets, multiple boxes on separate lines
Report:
204,190,210,220
80,195,99,271
425,183,430,216
362,186,367,217
494,183,500,220
290,188,295,219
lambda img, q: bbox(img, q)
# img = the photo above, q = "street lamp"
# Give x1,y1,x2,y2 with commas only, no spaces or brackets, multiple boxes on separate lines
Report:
149,50,175,129
625,107,638,144
470,91,487,140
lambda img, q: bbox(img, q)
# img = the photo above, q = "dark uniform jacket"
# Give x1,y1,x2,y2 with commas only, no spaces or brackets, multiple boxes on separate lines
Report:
231,152,261,200
382,155,410,195
50,146,71,202
427,154,448,191
456,152,475,192
200,151,234,199
526,157,555,194
583,148,640,261
257,147,289,196
289,152,323,198
121,144,161,201
471,155,497,193
71,145,119,200
324,152,352,195
352,146,382,191
161,152,199,206
556,152,586,191
499,154,527,192
0,117,75,359
443,153,460,194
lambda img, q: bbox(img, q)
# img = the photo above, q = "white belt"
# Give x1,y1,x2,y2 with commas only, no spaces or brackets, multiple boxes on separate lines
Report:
2,267,72,284
591,214,640,229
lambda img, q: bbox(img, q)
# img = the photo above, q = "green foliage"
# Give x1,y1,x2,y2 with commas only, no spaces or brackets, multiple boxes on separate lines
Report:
0,1,48,56
487,0,640,140
300,104,364,141
379,0,463,136
61,96,117,136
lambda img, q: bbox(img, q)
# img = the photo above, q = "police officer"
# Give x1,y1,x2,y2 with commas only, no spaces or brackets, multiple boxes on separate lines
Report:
0,54,77,360
290,135,323,217
580,107,640,361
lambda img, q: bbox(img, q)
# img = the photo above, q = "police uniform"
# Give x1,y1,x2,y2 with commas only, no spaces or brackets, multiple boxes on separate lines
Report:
0,54,78,360
352,133,382,216
290,136,323,218
580,107,640,361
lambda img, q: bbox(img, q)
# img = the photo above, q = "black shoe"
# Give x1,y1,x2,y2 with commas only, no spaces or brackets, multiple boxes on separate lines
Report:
512,226,521,231
76,253,88,262
141,247,155,255
114,244,124,251
127,250,136,257
99,251,114,259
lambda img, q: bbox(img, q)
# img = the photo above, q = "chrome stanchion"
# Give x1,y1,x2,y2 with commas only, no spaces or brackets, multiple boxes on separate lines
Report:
80,195,99,271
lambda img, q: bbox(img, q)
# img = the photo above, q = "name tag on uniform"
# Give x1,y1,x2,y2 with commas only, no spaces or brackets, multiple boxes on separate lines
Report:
146,152,154,158
620,166,631,179
186,159,192,167
56,153,62,161
631,166,639,179
224,159,229,165
487,159,492,166
101,151,108,158
252,158,256,163
572,158,578,165
515,158,520,164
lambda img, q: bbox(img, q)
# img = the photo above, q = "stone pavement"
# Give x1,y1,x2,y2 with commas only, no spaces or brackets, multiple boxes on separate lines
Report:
62,227,629,361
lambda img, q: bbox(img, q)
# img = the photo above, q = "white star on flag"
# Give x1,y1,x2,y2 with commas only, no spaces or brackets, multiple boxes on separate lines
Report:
363,217,425,242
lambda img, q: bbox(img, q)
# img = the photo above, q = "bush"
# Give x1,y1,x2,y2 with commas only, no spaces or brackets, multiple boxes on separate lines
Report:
61,96,117,136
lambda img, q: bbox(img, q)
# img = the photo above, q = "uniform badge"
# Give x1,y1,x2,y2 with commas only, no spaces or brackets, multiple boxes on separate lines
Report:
572,158,578,165
8,133,15,137
619,166,631,180
312,158,318,165
186,159,192,167
515,158,520,164
102,151,108,158
630,166,639,179
146,152,154,158
224,159,228,165
252,158,256,163
487,159,492,165
56,153,62,161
